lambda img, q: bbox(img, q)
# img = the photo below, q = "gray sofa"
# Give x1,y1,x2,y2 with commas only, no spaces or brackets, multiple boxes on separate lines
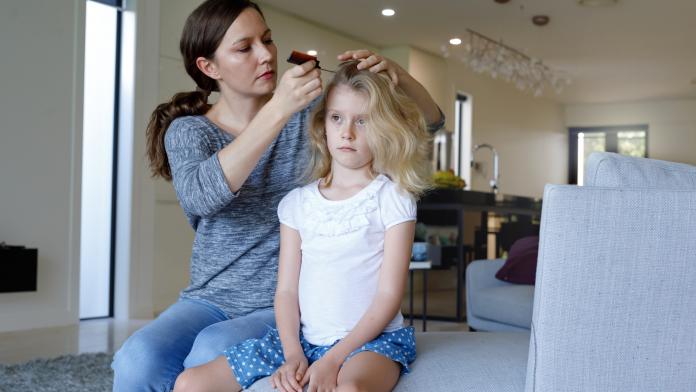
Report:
465,259,533,331
250,152,696,391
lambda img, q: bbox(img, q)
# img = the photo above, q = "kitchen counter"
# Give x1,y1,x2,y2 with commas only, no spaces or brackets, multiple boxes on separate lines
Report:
419,188,542,214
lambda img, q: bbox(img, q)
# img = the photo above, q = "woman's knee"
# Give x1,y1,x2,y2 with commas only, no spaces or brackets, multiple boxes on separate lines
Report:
112,332,173,387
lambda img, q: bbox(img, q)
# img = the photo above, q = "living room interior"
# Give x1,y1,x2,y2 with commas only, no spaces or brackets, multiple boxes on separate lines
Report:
1,0,695,390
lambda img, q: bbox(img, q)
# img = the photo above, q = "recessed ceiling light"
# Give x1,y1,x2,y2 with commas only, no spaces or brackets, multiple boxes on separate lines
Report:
577,0,619,7
532,15,550,26
449,38,462,45
307,50,317,56
381,8,395,17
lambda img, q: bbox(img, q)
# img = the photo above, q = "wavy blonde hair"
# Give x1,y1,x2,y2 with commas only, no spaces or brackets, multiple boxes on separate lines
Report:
306,60,432,198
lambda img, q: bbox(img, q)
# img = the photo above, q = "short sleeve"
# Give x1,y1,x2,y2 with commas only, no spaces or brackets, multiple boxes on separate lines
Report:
278,188,302,230
380,182,417,230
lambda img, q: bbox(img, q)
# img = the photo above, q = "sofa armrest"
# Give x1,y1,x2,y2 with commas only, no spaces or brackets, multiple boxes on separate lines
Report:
466,259,508,292
526,184,696,392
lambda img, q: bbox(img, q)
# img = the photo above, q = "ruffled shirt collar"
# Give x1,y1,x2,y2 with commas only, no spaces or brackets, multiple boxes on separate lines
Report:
302,174,388,237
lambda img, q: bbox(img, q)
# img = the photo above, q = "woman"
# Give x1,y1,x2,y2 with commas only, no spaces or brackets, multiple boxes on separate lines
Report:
111,1,443,391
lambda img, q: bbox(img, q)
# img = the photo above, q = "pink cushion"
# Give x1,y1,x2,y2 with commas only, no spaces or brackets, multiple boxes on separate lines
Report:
495,236,539,285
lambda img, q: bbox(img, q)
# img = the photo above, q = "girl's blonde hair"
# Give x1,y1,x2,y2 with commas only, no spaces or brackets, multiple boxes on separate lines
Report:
306,60,433,198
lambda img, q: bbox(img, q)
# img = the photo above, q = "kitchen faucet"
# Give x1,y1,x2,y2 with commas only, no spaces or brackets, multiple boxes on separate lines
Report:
472,144,499,194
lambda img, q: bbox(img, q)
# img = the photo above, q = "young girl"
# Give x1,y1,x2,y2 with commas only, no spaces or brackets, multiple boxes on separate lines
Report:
175,61,429,392
174,60,432,392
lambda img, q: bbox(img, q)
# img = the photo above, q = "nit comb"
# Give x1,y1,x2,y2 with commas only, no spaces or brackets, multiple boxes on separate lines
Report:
286,50,335,73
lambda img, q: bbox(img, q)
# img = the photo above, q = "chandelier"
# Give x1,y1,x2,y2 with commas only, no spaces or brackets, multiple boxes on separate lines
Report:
441,29,572,96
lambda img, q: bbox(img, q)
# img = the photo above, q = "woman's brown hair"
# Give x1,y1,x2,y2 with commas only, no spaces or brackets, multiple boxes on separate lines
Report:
146,0,263,180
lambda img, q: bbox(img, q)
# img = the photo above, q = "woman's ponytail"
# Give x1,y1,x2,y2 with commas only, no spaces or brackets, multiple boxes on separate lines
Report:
145,89,211,180
147,0,263,180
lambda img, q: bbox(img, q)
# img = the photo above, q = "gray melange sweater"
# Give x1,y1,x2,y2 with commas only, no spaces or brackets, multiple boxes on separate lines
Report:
164,102,315,318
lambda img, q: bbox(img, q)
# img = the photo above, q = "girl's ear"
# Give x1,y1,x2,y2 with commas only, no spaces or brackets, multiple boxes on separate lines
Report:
195,56,221,80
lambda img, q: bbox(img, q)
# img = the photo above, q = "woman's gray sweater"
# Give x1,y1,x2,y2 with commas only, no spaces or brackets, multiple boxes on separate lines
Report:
164,103,314,318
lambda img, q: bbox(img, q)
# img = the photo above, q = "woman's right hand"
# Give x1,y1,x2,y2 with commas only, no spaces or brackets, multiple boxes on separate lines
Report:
270,352,308,392
271,61,322,118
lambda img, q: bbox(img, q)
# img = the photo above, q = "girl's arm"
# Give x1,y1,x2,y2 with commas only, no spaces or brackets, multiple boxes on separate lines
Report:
320,220,416,367
275,223,304,358
338,50,443,128
272,223,308,392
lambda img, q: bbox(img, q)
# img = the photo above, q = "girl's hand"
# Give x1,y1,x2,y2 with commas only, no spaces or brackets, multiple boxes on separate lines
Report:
300,356,341,392
271,61,322,118
270,353,308,392
337,49,403,85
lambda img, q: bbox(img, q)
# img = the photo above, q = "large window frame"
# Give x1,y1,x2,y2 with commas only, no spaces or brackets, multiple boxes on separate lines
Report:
568,124,649,185
80,0,124,319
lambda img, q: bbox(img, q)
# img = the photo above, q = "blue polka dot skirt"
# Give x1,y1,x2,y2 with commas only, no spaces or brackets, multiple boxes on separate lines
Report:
224,326,416,389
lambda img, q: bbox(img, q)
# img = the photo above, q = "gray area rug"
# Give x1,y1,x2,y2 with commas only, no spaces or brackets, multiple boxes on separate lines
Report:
0,353,113,392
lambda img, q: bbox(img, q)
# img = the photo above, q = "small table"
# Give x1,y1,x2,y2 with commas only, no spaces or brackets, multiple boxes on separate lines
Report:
408,261,431,331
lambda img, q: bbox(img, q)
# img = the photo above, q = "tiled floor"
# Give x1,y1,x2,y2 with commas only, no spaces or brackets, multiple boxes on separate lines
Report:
0,290,468,365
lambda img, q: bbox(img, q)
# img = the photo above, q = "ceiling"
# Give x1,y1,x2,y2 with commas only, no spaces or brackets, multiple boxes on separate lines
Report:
259,0,696,104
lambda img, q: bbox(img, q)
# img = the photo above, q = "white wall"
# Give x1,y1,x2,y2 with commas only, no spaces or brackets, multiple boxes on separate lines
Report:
565,99,696,166
0,0,84,333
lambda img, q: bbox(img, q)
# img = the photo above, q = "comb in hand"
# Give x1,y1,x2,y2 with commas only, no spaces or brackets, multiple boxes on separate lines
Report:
286,51,335,73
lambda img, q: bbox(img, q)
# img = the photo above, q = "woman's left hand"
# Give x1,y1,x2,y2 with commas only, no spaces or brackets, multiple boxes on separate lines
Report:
337,50,403,85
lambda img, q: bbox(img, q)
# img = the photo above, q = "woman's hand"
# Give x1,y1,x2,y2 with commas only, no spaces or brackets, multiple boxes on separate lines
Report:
338,49,443,127
270,61,322,118
270,352,308,392
337,49,404,85
300,356,341,392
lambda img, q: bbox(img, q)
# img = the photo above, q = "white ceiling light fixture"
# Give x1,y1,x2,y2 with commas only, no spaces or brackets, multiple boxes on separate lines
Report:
441,29,572,96
577,0,619,7
449,38,462,45
307,50,318,56
381,8,395,17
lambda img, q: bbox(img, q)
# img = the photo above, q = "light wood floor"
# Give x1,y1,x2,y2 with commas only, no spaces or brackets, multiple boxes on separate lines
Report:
0,290,467,365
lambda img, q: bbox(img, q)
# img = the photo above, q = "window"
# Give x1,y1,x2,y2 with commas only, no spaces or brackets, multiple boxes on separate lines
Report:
80,0,123,319
568,125,648,185
453,93,472,189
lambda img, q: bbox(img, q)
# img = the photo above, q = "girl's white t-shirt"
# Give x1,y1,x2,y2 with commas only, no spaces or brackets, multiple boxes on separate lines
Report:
277,174,416,346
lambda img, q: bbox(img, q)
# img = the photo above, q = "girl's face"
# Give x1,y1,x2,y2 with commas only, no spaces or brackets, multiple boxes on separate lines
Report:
210,8,277,98
325,84,374,173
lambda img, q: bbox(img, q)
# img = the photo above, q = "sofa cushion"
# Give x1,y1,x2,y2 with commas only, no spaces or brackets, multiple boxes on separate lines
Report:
248,332,530,392
471,285,534,329
496,236,539,284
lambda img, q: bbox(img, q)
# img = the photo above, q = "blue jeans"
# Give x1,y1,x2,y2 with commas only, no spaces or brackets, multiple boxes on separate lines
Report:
111,298,275,392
